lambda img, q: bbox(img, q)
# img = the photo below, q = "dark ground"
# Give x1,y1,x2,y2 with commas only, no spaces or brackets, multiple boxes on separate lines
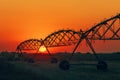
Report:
0,52,120,80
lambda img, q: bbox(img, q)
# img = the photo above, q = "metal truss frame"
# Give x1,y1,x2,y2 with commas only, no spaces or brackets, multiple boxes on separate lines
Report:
16,14,120,61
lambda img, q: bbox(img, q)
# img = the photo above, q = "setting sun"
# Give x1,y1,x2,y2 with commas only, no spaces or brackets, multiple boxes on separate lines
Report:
0,0,120,53
39,45,47,52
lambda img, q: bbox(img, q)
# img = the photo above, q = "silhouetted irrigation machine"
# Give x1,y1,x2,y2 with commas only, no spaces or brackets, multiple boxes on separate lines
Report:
16,13,120,71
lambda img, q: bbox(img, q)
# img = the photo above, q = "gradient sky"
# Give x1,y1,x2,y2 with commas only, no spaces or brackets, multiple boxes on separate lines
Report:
0,0,120,52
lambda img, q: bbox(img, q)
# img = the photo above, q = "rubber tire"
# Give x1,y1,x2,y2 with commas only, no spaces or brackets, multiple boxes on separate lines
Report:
97,60,108,71
59,60,70,70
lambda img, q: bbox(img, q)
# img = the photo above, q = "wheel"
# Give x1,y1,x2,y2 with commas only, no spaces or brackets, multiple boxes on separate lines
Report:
97,60,108,71
51,58,58,63
59,60,70,70
28,58,35,63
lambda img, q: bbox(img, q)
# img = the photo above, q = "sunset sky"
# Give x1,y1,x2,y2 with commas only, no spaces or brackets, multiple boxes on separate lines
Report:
0,0,120,53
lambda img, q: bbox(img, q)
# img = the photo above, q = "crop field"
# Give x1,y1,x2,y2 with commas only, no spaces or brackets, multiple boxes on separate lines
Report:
0,52,120,80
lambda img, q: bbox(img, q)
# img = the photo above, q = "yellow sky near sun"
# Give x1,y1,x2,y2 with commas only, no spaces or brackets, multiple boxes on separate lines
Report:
0,0,120,51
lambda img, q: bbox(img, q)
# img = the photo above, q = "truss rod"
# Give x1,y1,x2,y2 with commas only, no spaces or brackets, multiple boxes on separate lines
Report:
85,38,99,61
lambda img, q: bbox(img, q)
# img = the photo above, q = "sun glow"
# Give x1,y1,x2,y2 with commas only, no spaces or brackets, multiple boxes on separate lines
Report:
39,45,47,52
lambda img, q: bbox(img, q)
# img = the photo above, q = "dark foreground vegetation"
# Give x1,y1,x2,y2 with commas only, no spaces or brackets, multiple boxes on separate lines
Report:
0,51,120,80
0,52,50,80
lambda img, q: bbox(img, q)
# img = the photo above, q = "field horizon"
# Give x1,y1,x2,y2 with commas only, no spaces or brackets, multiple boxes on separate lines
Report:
0,51,120,80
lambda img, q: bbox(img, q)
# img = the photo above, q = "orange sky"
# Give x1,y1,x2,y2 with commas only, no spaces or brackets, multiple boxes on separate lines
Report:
0,0,120,53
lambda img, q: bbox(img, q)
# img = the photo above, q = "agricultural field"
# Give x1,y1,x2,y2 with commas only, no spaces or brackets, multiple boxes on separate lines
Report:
0,52,120,80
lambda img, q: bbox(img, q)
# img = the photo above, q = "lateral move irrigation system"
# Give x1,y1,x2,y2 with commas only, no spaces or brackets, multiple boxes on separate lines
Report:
16,13,120,70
